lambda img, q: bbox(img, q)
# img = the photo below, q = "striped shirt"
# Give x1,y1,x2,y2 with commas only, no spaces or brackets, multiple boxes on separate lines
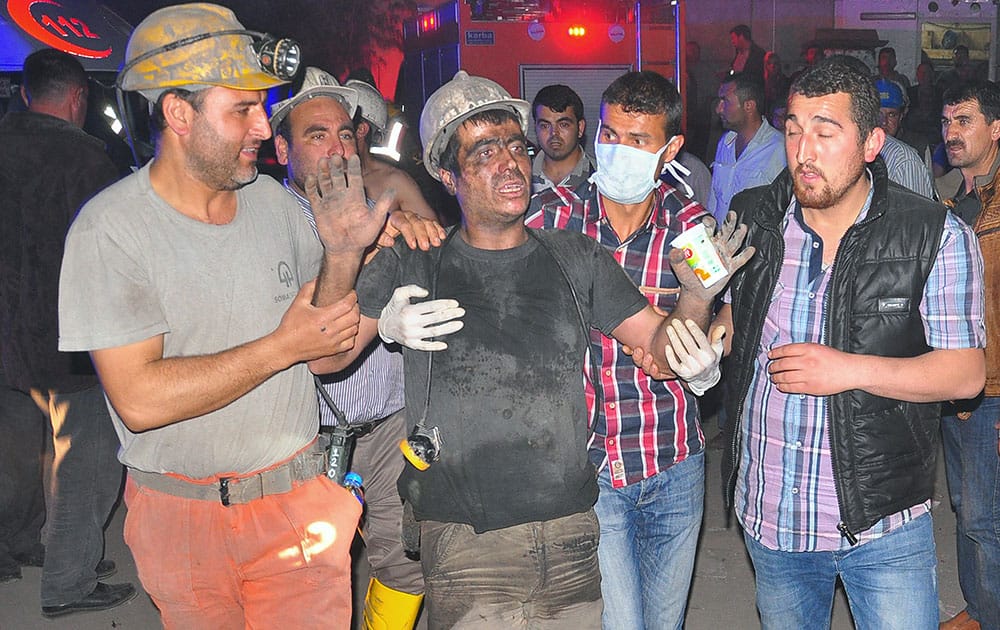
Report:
526,181,707,487
284,181,405,426
531,147,595,196
880,134,936,199
734,175,985,552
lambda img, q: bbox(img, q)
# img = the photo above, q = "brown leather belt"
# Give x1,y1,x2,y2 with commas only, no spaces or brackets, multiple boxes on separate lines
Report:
129,440,326,506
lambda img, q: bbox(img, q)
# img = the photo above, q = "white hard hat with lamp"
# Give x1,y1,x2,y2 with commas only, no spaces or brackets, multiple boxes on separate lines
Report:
418,70,530,181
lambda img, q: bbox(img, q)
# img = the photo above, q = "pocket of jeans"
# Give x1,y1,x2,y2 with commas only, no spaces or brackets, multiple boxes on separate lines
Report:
420,521,464,579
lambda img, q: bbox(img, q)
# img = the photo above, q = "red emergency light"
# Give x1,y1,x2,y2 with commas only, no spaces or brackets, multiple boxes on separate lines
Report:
419,12,438,34
567,24,587,38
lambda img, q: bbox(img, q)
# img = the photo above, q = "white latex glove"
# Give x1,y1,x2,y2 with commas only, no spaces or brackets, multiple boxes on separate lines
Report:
378,285,465,351
664,319,724,396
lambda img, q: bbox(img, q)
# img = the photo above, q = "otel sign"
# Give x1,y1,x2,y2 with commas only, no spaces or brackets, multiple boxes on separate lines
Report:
7,0,112,58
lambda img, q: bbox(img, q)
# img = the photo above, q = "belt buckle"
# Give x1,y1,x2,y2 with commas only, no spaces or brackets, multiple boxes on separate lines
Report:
219,477,232,507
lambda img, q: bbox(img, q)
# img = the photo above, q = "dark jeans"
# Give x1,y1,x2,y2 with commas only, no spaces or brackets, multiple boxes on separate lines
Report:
0,382,46,577
943,398,1000,629
420,510,602,629
35,385,123,606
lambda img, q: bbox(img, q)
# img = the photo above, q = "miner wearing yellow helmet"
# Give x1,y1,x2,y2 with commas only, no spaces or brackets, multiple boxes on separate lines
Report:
57,4,394,627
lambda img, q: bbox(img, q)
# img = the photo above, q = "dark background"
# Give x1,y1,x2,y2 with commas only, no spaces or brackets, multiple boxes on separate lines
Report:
99,0,418,80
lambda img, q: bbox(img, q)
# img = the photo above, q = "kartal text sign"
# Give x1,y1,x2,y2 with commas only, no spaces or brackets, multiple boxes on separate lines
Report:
7,0,111,58
465,30,495,46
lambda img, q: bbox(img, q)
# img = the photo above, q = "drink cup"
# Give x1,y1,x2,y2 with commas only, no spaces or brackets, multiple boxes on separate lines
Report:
670,223,728,288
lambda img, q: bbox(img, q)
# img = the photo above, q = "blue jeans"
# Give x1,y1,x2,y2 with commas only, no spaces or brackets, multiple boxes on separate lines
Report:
943,397,1000,629
744,514,938,630
593,450,704,630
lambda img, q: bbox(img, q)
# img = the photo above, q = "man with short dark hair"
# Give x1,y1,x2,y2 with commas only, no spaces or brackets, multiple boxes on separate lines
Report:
720,55,985,629
58,5,393,626
876,47,910,90
319,70,752,628
728,24,766,84
938,45,977,97
936,80,1000,630
527,70,716,630
531,83,595,194
270,66,432,629
0,47,133,617
709,72,785,222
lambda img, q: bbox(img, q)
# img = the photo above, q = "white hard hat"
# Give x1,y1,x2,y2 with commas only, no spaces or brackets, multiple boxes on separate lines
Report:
269,67,359,133
346,79,388,135
418,70,530,181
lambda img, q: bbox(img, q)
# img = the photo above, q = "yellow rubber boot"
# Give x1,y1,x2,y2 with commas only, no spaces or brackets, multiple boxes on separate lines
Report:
362,577,423,630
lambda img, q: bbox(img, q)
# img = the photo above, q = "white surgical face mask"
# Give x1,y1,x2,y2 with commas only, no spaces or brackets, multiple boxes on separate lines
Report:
590,122,671,204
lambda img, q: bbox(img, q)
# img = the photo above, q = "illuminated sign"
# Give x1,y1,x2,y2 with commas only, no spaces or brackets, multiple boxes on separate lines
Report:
7,0,112,59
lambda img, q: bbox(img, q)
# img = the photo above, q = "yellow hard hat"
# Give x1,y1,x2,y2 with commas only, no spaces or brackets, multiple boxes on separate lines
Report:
119,3,297,101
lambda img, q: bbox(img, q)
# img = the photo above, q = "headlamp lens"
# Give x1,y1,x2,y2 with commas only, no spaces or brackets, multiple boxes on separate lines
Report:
253,36,301,80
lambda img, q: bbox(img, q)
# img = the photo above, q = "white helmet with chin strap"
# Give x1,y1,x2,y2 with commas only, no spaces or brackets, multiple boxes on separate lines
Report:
418,70,530,181
346,79,389,140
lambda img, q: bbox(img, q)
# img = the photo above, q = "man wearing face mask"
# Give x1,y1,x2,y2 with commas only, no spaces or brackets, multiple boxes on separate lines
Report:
526,70,715,630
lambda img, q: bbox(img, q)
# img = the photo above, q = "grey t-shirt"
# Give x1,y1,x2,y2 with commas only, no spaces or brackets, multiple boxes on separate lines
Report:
59,165,323,477
357,228,648,532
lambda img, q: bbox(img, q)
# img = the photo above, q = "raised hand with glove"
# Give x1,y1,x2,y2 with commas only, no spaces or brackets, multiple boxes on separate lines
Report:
378,285,465,351
664,319,725,396
669,211,755,303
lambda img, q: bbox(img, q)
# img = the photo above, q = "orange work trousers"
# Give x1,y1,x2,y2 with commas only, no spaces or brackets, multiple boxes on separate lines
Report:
124,467,361,629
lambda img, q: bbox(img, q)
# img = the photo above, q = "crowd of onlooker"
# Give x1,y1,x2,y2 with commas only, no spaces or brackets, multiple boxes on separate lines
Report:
1,7,998,630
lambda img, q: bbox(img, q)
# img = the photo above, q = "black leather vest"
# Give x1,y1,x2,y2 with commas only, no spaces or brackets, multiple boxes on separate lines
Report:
723,157,946,536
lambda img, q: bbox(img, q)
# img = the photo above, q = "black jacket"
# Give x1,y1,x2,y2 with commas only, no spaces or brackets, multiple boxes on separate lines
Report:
0,112,118,392
723,157,946,538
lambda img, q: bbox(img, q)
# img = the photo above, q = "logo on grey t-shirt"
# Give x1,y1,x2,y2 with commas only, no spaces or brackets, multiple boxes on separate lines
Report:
277,261,294,288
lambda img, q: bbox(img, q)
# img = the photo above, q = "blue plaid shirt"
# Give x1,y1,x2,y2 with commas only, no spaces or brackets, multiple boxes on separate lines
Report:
733,175,985,551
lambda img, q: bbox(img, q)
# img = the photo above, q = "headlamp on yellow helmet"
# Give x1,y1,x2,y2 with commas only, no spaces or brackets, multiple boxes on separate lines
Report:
116,3,300,101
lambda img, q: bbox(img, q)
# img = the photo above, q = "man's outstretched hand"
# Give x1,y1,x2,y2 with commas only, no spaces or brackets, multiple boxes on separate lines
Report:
305,154,396,255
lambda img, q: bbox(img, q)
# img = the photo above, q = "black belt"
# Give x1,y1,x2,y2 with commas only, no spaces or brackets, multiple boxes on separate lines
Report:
320,413,391,439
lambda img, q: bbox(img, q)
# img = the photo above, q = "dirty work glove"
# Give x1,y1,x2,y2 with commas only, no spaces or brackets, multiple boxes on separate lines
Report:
664,319,725,396
378,285,464,351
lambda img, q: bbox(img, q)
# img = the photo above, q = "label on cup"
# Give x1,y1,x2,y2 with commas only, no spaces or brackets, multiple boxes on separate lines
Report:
670,223,728,288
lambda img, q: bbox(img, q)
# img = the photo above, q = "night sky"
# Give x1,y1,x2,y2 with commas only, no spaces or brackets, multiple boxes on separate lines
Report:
103,0,291,31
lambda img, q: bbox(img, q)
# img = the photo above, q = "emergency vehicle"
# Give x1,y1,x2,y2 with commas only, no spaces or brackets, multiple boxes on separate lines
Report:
398,0,687,145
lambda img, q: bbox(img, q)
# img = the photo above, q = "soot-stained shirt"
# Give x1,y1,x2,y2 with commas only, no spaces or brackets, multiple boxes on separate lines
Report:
356,227,648,533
